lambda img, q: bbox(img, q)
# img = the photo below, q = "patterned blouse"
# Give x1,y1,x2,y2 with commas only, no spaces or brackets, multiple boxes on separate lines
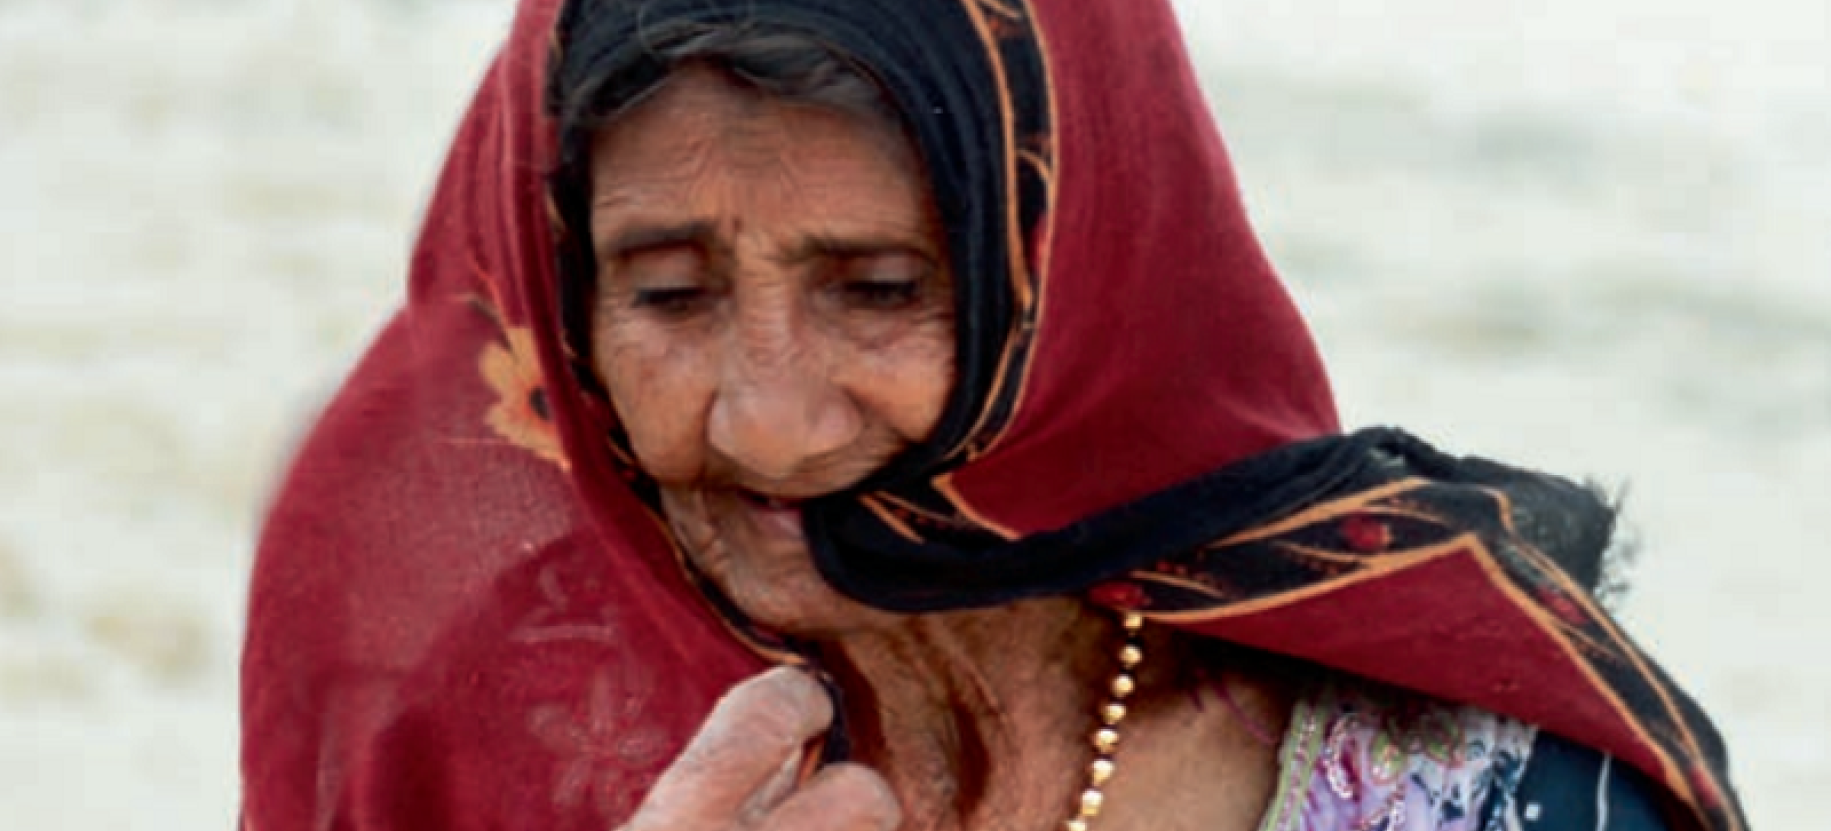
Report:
1260,678,1671,831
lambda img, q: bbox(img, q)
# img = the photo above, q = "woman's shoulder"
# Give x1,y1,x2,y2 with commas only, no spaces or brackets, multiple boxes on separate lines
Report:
1256,673,1672,831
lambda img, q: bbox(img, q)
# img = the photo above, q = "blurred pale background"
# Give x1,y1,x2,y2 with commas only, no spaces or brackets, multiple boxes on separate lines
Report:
1,0,1824,827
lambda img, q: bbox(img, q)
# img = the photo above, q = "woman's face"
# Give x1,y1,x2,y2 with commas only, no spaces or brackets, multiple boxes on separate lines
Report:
588,67,955,633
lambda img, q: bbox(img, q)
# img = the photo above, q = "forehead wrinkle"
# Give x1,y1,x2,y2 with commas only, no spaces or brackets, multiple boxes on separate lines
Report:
589,81,939,271
590,126,716,202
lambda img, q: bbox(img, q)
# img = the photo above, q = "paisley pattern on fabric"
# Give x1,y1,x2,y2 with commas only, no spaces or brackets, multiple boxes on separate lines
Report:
1262,679,1539,831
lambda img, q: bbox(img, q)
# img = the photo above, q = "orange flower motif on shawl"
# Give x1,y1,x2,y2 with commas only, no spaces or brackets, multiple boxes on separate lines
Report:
480,325,568,469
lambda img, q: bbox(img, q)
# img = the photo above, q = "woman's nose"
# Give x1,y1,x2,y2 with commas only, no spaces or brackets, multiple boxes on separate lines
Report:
706,328,863,482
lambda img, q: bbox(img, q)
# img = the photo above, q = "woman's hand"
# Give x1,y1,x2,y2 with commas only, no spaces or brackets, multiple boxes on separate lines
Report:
620,667,903,831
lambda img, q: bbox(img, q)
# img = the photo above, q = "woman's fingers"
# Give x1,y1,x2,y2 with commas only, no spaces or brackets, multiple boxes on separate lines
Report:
738,736,811,821
627,666,835,829
759,763,902,831
623,667,901,831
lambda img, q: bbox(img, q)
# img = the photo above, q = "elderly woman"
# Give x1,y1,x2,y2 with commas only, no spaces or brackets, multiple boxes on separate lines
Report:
239,1,1747,829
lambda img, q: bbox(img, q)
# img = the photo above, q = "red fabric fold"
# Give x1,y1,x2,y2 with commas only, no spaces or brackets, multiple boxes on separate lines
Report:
949,0,1337,535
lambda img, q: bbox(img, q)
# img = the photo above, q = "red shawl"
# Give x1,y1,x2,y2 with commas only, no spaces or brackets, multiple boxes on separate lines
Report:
240,1,1744,829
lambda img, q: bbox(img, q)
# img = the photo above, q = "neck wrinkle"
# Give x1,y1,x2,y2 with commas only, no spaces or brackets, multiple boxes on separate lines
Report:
816,598,1112,831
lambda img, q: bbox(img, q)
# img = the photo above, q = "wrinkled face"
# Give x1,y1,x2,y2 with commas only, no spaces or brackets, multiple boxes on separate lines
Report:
588,67,955,634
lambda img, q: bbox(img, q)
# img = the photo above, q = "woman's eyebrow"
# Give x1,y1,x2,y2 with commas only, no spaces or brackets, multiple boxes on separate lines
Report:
779,233,933,265
597,220,719,260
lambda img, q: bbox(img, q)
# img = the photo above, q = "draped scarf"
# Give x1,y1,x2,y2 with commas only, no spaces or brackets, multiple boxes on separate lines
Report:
239,1,1747,829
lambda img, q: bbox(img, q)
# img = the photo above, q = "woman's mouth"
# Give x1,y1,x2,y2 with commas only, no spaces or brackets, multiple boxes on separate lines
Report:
736,489,806,511
733,488,809,540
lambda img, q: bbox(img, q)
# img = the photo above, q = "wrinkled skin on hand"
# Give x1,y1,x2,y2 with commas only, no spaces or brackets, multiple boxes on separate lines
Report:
621,668,903,831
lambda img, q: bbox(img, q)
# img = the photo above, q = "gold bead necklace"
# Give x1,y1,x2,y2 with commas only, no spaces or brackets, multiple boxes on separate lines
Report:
1064,612,1145,831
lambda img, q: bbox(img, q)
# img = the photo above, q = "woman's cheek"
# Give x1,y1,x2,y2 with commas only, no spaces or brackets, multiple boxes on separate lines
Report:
873,323,955,442
596,325,709,482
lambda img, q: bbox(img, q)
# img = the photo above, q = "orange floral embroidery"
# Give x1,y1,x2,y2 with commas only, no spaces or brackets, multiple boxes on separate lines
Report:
480,326,568,468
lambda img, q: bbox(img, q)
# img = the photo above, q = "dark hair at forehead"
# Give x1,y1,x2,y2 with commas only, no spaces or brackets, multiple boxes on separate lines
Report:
548,7,901,138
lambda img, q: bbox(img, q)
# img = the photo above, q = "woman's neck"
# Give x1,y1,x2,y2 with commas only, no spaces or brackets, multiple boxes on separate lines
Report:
814,600,1290,831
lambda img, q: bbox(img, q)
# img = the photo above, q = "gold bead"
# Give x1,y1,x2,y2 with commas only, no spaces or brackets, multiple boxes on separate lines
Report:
1101,702,1127,725
1118,644,1143,668
1065,820,1089,831
1089,757,1116,786
1122,612,1145,632
1110,673,1136,698
1093,727,1120,753
1080,788,1106,817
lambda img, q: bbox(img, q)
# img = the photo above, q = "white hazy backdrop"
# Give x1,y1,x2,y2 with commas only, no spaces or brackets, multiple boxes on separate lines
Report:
1,0,1825,827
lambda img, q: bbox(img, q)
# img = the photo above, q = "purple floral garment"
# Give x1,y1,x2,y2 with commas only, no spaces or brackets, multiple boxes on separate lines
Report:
1258,679,1539,831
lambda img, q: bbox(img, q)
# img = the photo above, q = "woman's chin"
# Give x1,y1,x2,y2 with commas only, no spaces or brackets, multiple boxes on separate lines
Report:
662,486,906,638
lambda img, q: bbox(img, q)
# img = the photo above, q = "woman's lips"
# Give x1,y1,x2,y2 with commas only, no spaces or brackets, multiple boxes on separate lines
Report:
734,489,808,541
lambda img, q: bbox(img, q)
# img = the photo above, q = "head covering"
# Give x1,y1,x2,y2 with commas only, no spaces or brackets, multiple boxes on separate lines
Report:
240,1,1746,830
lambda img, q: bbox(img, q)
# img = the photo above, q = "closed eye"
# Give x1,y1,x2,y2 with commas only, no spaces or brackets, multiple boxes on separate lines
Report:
618,245,713,317
841,278,923,310
833,252,936,311
632,285,712,316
